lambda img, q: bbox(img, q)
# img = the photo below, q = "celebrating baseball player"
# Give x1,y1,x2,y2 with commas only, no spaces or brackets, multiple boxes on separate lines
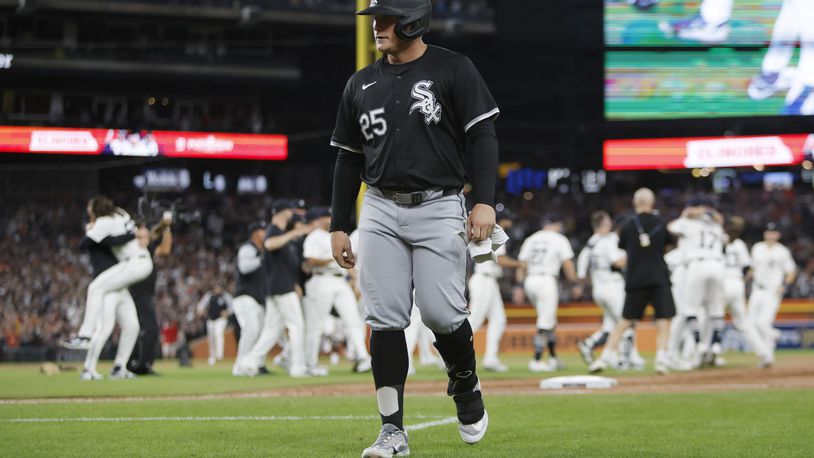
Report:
232,221,269,376
467,210,523,373
238,200,314,377
667,198,726,368
517,213,581,372
590,188,675,375
302,207,371,376
575,210,644,369
721,216,773,367
748,222,797,366
72,197,153,380
127,212,173,376
329,0,499,454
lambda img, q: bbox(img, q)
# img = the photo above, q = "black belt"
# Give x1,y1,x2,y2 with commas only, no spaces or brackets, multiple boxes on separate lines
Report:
377,187,459,206
316,272,345,277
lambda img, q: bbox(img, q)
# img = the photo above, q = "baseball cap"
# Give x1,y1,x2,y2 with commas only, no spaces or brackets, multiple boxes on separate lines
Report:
542,212,563,225
271,198,305,214
765,222,780,232
687,196,709,207
248,220,267,234
306,207,331,222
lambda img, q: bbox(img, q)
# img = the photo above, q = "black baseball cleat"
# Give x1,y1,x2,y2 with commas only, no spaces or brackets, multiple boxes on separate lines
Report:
257,366,271,375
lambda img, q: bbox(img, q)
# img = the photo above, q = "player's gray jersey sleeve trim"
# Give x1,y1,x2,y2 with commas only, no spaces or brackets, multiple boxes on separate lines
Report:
464,107,500,133
330,140,363,154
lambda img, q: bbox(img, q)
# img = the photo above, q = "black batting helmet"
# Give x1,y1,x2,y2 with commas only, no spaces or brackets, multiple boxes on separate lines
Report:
357,0,432,41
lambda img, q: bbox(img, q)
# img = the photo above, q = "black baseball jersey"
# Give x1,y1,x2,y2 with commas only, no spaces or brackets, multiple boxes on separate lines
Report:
330,45,499,191
207,293,230,321
81,237,118,279
265,225,301,296
235,241,268,304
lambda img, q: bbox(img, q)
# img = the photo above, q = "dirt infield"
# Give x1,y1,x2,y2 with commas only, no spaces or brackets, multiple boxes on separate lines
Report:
2,356,811,405
269,355,814,397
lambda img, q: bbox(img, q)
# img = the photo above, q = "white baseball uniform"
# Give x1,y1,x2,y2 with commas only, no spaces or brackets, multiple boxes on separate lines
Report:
722,239,771,358
748,241,796,356
404,304,442,374
519,230,574,330
577,233,626,333
302,228,370,370
232,242,267,374
467,244,507,364
668,216,726,318
196,292,233,364
664,247,694,360
82,211,152,374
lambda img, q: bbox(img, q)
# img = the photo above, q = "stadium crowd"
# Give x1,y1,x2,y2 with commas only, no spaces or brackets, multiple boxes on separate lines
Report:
1,187,812,361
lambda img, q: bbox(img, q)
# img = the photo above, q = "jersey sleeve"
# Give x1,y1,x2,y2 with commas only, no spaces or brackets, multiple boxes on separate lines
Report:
302,233,322,259
667,217,687,236
453,57,500,133
330,77,363,154
517,239,531,262
86,217,117,243
782,248,797,274
608,234,626,263
576,247,590,280
560,236,575,261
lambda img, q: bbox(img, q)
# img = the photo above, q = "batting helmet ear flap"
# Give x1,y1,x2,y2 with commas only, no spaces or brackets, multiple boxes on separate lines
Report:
394,11,431,40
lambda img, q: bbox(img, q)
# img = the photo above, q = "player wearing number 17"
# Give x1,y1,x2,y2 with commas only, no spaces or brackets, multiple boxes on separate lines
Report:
329,0,501,456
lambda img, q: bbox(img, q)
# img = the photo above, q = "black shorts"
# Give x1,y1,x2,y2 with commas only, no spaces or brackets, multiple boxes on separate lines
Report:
623,285,676,320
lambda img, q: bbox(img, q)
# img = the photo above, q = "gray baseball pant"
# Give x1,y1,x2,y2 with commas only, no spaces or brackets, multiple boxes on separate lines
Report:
357,187,469,334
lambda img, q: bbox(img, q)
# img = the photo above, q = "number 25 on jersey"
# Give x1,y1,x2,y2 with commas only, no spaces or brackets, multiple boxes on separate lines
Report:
360,107,387,141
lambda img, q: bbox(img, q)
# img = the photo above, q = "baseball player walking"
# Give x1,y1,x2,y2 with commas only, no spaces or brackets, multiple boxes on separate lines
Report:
302,207,371,376
575,210,644,369
196,284,233,366
517,214,581,372
467,210,522,373
232,222,269,376
667,199,726,368
748,223,797,366
721,217,772,367
590,188,676,375
329,1,499,454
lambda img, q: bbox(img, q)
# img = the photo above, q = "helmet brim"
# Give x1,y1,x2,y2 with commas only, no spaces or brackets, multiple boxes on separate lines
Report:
357,5,406,16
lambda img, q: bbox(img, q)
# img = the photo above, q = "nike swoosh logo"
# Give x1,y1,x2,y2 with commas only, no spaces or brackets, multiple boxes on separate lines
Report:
362,81,378,90
455,370,473,379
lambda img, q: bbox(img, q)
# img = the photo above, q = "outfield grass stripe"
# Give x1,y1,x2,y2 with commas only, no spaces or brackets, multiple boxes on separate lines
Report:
406,416,458,432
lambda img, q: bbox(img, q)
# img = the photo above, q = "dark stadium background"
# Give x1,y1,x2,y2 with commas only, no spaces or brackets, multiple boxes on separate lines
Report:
2,0,811,199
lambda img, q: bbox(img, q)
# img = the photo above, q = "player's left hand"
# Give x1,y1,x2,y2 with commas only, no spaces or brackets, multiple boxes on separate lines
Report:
467,204,496,242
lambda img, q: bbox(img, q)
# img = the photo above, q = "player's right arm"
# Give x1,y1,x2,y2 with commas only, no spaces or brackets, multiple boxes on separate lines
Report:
329,75,364,269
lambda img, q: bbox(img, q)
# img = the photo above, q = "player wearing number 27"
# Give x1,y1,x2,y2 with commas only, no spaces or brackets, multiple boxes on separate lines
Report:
328,0,500,455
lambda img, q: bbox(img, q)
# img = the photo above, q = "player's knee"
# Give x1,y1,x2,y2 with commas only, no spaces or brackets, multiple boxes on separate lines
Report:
421,314,466,335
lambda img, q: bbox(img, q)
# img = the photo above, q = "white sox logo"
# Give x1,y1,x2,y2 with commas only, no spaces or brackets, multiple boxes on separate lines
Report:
409,80,442,125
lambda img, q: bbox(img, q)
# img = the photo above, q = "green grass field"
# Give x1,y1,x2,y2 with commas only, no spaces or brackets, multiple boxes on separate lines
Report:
2,352,813,457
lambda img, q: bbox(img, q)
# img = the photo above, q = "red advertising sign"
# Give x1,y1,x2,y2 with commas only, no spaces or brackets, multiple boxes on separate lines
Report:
604,134,812,171
0,126,288,160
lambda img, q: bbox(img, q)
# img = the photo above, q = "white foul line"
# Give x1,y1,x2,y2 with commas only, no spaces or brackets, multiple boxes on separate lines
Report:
0,414,457,430
406,417,458,432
